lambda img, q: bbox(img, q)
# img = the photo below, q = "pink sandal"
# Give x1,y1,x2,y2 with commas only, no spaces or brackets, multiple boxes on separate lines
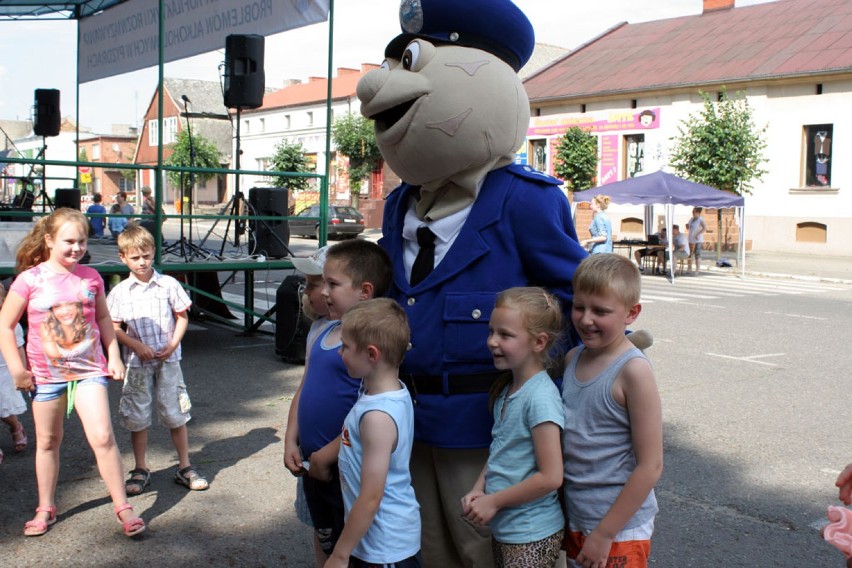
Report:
23,505,57,537
114,503,145,537
10,422,27,452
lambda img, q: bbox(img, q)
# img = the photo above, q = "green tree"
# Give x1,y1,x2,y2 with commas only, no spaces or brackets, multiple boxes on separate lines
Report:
669,89,768,255
553,126,599,191
164,129,222,195
268,138,312,192
331,112,382,208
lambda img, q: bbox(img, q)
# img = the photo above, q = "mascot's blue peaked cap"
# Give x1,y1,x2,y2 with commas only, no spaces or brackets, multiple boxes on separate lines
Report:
385,0,535,72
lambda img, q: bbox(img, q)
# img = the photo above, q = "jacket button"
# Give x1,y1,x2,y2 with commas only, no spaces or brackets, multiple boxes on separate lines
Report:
471,309,482,319
407,297,416,306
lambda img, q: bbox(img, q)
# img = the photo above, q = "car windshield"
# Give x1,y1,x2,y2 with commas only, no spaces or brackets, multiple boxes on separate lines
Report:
333,207,360,217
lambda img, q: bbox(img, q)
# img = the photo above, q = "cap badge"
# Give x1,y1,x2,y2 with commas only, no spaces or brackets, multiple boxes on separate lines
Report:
400,0,424,34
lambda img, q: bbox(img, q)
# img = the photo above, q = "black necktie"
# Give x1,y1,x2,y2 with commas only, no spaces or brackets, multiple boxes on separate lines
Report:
410,226,437,286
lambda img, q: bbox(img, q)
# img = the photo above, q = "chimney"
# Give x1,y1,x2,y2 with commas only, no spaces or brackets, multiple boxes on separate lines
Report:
282,78,302,87
703,0,734,13
308,76,325,83
336,67,359,76
361,63,381,73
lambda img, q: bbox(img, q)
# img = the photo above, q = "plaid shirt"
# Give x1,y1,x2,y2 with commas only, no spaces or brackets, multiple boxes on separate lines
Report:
107,270,192,367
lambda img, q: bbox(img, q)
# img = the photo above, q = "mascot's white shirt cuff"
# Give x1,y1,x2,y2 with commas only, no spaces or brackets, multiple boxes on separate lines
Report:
402,200,472,283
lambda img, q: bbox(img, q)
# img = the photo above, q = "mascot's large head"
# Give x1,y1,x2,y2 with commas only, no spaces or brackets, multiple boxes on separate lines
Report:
357,0,534,219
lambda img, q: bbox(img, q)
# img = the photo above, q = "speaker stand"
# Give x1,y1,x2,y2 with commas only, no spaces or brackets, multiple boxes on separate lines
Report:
29,141,53,212
194,107,294,259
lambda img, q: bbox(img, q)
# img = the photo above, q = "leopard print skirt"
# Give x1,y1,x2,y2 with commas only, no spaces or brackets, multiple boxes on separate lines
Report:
492,529,564,568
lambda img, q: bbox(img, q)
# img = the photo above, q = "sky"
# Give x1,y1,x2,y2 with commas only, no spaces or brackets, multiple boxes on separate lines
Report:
0,0,775,134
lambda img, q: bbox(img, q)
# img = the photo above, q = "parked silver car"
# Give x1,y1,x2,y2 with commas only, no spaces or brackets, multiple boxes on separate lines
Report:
289,205,365,240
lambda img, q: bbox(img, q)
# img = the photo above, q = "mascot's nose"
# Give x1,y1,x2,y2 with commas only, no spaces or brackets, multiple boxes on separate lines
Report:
356,68,389,106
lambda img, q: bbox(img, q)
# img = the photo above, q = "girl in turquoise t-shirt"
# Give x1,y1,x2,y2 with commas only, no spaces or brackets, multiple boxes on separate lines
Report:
461,287,565,567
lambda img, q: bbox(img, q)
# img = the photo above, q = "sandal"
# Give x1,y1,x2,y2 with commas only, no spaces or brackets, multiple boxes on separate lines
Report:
114,503,146,537
124,468,151,496
23,505,57,537
174,465,209,491
10,422,27,452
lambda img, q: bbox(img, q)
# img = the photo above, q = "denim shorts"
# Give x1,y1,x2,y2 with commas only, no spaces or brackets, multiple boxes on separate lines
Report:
32,376,109,403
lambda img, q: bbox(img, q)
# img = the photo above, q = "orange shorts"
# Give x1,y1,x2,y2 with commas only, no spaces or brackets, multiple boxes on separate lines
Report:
564,530,651,568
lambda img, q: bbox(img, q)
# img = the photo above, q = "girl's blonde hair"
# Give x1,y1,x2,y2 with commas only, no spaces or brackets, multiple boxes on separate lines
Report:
489,287,563,412
16,209,89,273
593,194,611,210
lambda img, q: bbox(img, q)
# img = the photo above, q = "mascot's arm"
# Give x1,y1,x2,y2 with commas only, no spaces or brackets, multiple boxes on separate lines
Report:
510,182,588,329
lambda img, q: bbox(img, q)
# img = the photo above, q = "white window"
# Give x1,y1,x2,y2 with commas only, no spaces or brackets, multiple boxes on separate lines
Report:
92,143,101,160
284,115,291,130
243,119,250,134
148,119,158,145
259,118,265,132
163,117,179,145
307,111,314,126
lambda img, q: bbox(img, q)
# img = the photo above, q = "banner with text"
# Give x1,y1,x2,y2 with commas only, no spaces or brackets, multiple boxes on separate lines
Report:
78,0,330,83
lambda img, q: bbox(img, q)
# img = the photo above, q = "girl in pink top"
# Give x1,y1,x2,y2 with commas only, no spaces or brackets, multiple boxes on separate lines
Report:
0,208,145,538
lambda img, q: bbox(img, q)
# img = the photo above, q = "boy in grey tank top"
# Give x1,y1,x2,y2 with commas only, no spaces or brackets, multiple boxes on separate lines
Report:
562,254,663,568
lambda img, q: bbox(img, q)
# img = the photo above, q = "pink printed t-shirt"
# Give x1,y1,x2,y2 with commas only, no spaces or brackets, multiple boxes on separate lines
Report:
9,263,109,384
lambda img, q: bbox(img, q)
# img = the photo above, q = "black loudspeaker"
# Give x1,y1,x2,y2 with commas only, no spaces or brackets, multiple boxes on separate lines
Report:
248,187,290,258
224,34,265,109
34,89,61,137
54,188,81,210
275,274,311,363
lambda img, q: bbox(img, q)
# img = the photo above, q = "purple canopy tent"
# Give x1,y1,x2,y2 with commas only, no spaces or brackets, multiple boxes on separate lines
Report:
572,170,746,279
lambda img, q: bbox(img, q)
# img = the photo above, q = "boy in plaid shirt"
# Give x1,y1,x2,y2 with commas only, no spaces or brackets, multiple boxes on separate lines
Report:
107,224,208,494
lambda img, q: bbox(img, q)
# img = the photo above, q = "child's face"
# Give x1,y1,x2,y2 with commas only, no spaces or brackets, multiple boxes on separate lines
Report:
339,328,372,379
304,274,328,318
322,258,366,320
46,221,88,269
119,247,155,280
487,306,541,374
571,289,640,351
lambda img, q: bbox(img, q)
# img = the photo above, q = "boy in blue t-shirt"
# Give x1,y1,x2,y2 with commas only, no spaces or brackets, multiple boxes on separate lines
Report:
327,298,420,568
283,240,392,563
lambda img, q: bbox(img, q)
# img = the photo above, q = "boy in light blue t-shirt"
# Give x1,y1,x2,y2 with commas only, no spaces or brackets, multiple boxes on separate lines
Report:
328,298,421,568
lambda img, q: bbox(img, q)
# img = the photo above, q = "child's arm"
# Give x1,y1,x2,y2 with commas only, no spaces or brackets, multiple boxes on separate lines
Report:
283,378,307,476
0,291,32,391
112,322,157,361
836,464,852,505
577,358,663,567
96,293,124,380
309,435,341,483
325,411,397,568
156,309,188,360
463,421,563,526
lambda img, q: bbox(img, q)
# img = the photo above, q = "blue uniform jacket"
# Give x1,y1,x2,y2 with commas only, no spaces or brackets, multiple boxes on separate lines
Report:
379,164,588,448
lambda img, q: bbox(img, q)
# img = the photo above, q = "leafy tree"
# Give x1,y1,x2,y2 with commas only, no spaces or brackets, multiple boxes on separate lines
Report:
164,129,222,195
553,126,599,191
331,112,382,207
669,89,768,255
268,138,312,192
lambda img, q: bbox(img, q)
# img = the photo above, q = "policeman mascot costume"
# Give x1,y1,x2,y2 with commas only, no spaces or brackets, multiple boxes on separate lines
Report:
358,1,587,565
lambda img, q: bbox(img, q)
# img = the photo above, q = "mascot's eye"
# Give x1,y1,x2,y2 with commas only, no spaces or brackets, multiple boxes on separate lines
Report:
402,41,421,71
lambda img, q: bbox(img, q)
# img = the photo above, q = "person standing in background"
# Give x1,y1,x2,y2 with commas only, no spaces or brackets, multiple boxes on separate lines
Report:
686,207,707,275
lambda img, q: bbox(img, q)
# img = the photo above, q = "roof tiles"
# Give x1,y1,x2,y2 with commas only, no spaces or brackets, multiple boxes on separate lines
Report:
525,0,852,101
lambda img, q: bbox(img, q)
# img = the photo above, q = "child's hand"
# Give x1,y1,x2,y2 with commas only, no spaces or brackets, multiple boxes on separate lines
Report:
108,358,125,381
837,464,852,505
13,369,34,392
460,489,484,516
463,493,498,526
156,341,180,360
283,442,306,477
134,344,157,361
575,529,614,568
323,554,348,568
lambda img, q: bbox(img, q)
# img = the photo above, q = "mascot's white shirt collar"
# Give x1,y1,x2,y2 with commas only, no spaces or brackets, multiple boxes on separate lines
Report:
402,196,472,283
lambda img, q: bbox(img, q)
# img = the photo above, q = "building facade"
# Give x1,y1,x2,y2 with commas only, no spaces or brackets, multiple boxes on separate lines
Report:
523,0,852,256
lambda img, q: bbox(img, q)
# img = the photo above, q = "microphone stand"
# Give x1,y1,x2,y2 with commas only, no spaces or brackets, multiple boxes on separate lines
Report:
164,98,215,261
